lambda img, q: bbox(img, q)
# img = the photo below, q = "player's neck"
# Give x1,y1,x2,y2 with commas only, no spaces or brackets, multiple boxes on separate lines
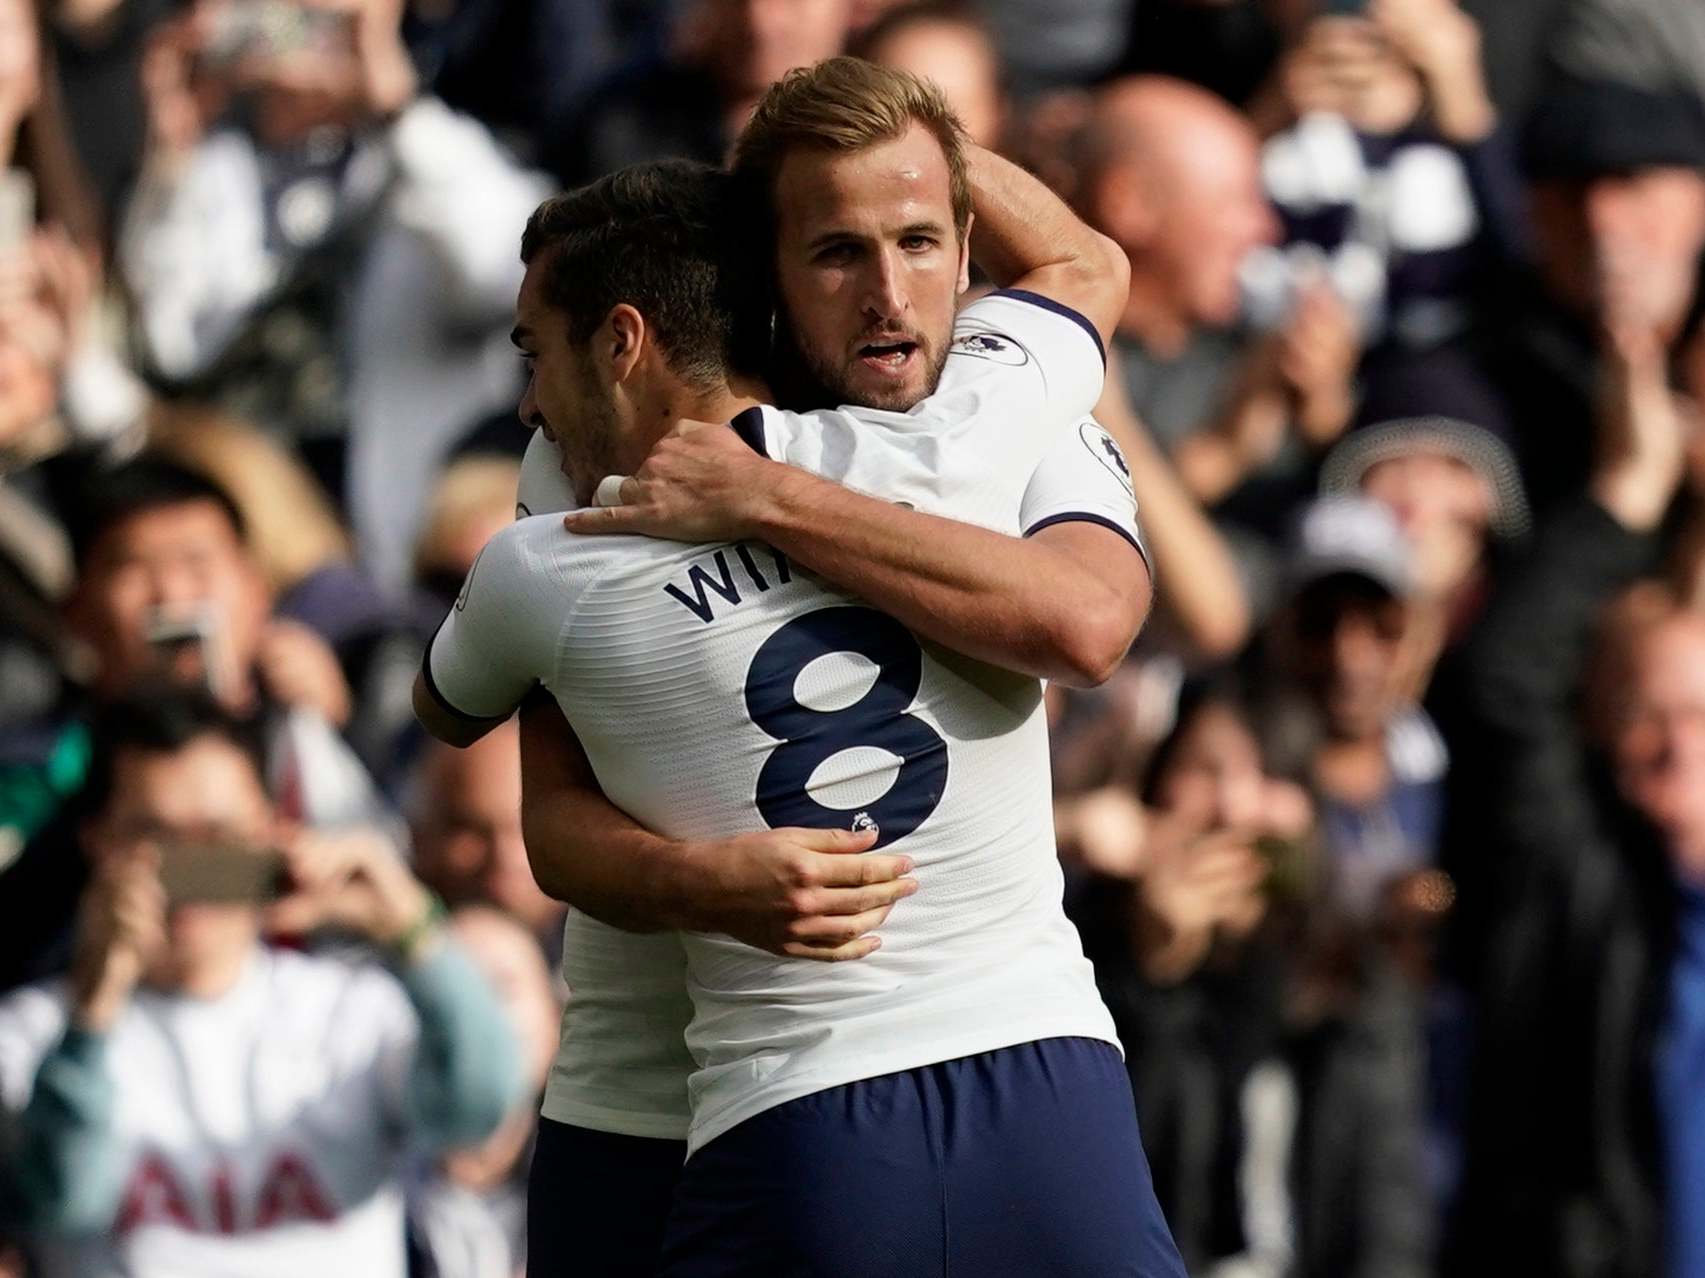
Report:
651,377,769,440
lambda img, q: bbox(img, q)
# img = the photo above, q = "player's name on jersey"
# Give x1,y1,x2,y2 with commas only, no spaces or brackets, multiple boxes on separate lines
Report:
665,543,797,626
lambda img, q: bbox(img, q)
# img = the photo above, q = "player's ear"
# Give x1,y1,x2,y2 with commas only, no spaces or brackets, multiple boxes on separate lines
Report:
956,212,974,296
605,304,647,385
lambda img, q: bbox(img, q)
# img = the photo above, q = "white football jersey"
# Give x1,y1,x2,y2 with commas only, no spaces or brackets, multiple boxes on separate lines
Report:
0,949,422,1278
433,291,1143,1152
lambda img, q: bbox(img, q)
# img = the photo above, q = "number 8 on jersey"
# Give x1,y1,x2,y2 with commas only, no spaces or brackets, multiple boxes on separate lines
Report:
743,606,949,849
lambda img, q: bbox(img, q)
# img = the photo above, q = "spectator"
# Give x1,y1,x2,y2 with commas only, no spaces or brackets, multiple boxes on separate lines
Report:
409,722,564,955
0,456,390,991
1247,0,1528,354
852,3,1003,149
1453,246,1703,1278
1487,67,1705,513
559,0,849,181
1065,688,1292,1275
1316,352,1531,937
0,688,519,1276
1318,350,1529,709
1260,496,1447,924
147,407,420,781
119,0,549,592
407,904,559,1278
1074,76,1359,532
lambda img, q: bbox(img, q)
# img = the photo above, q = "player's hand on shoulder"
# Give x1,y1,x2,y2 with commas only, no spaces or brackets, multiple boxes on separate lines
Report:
691,826,917,962
563,420,782,544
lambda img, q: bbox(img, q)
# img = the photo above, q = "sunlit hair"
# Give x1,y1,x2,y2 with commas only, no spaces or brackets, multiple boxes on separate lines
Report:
732,56,972,235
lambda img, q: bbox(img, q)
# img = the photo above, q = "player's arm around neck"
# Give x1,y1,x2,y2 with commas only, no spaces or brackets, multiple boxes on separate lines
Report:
751,466,1151,688
517,697,915,961
965,144,1131,350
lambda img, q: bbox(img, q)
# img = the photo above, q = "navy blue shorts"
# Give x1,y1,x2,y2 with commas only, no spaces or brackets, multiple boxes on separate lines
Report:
526,1117,685,1277
658,1036,1187,1277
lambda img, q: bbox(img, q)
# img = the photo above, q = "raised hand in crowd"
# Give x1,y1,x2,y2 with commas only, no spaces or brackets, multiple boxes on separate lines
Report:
255,618,355,728
1094,349,1252,659
1175,280,1361,506
1368,0,1494,143
265,826,437,947
1131,825,1268,986
69,844,166,1032
0,0,40,168
0,226,96,453
1593,254,1692,533
1276,279,1360,448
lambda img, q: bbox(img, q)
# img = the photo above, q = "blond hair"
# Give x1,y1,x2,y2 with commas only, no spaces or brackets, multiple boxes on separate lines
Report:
732,56,971,234
414,455,524,583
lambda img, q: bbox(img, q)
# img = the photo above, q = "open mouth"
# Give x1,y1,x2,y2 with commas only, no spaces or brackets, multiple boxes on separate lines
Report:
857,339,919,375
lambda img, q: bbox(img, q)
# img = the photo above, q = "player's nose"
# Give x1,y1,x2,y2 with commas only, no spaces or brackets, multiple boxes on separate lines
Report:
862,248,909,322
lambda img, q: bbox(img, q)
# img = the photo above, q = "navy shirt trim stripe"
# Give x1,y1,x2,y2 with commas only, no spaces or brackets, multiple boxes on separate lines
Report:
991,288,1106,366
421,619,512,725
1023,511,1145,562
730,407,768,457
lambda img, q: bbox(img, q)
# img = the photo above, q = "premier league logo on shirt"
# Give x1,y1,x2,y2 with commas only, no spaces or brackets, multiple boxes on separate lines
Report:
1081,422,1134,497
950,330,1029,366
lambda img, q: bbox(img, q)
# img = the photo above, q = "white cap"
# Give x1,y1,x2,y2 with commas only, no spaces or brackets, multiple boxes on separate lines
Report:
1290,495,1414,599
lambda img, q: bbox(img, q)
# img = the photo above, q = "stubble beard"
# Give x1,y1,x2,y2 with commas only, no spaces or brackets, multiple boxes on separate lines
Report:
772,316,952,414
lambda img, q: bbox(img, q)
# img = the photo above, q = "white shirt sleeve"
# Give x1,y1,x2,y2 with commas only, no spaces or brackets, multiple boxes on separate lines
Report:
515,429,579,519
422,520,578,722
926,288,1107,437
1019,418,1151,576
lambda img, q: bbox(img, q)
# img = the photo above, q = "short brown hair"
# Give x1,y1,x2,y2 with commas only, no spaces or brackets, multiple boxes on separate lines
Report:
520,160,759,388
732,56,972,235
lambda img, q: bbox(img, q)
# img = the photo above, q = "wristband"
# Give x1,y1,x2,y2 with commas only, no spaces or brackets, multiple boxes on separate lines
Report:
390,892,448,964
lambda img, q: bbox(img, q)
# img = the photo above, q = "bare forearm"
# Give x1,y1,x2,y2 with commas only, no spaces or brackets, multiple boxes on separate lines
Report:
1095,400,1251,658
965,145,1129,344
518,701,698,932
755,466,1147,686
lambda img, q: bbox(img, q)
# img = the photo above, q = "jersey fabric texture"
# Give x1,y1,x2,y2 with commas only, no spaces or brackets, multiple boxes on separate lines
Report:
431,290,1142,1153
657,1037,1188,1278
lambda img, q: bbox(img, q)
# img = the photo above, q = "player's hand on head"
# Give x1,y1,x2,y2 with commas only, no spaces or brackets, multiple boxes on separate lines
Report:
563,420,777,544
692,825,918,962
266,828,433,950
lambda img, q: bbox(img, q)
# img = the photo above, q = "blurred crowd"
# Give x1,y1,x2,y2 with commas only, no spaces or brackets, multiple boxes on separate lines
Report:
0,0,1702,1274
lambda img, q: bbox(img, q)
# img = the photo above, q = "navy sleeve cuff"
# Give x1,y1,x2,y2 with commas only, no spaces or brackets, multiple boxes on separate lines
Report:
991,288,1107,367
1024,511,1152,578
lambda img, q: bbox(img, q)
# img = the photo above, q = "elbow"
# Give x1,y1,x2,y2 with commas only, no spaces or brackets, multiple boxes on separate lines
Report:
1091,229,1132,310
1049,587,1147,689
518,808,576,906
1075,229,1131,335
